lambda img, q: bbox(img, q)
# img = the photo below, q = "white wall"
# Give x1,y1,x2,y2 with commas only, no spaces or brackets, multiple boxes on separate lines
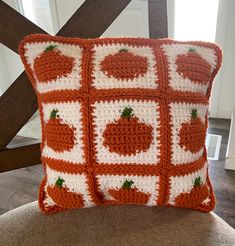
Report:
20,0,54,34
210,0,235,119
0,0,24,95
51,0,84,31
52,0,149,37
4,47,24,85
0,44,10,94
102,0,149,37
0,45,24,94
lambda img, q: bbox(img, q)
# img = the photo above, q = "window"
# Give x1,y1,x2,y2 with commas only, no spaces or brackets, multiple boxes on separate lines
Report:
174,0,219,41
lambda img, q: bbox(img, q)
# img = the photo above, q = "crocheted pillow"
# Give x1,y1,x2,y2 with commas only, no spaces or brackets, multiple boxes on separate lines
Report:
19,34,222,214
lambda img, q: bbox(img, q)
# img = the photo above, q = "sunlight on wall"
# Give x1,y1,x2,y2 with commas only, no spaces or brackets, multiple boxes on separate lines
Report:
21,0,36,23
21,0,54,34
174,0,219,41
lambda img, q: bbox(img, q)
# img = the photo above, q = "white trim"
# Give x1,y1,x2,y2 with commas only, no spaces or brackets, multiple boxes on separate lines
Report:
225,109,235,170
167,0,175,38
16,0,24,15
48,0,60,34
225,157,235,170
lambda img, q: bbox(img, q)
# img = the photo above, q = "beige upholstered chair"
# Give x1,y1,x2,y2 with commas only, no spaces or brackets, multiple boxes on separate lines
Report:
0,202,235,245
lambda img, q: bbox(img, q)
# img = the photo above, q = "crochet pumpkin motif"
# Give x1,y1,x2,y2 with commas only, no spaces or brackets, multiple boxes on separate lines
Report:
45,109,75,152
179,109,207,153
47,177,84,209
108,180,150,204
102,107,153,156
175,177,209,208
19,34,222,214
100,49,148,80
176,48,212,85
34,45,75,83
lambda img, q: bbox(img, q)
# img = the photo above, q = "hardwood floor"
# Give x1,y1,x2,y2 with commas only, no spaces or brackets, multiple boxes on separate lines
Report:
0,119,234,228
0,164,43,212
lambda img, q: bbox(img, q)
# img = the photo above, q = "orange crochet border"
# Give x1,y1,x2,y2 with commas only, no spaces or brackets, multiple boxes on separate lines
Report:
19,34,222,214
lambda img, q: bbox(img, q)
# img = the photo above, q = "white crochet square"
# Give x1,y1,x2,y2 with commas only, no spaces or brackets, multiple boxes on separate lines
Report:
92,99,160,165
169,102,208,165
24,41,82,93
162,44,218,94
168,162,208,205
43,166,94,208
41,101,85,164
91,43,158,89
96,174,159,206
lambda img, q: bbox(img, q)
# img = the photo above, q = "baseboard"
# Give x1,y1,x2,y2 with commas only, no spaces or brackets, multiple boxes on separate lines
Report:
225,157,235,170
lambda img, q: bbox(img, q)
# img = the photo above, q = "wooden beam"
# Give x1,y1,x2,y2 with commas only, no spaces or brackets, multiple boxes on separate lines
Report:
0,0,132,53
0,73,38,150
57,0,132,37
0,0,46,53
149,0,168,38
0,0,132,151
0,144,41,173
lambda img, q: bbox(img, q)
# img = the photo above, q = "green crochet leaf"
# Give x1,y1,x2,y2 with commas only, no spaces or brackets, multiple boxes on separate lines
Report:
191,109,198,119
121,107,134,119
44,45,57,52
122,180,134,189
50,109,59,119
55,177,65,189
193,177,202,187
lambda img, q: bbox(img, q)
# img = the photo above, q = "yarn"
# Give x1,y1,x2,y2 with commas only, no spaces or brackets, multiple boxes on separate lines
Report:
176,48,212,85
179,108,207,153
44,109,76,152
102,106,153,156
108,179,150,204
18,34,222,214
175,176,209,208
100,48,148,80
34,45,75,83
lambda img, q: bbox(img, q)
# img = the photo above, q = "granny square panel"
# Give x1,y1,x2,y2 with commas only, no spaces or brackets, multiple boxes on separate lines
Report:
19,34,222,214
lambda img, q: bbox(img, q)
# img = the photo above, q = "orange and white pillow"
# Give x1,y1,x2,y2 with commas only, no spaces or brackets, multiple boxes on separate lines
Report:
19,34,222,214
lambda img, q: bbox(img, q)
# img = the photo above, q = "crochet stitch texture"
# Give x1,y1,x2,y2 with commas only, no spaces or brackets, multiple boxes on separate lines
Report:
19,34,222,214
